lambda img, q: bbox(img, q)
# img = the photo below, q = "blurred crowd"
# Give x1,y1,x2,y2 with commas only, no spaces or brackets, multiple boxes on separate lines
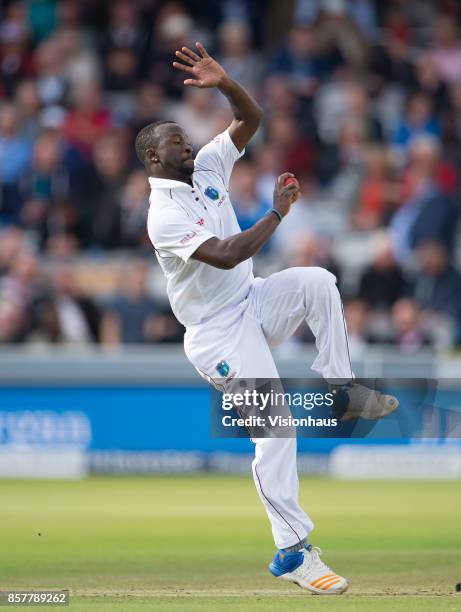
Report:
1,0,461,351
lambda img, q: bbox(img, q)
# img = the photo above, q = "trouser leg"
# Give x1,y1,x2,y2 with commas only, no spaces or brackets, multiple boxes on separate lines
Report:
184,307,313,549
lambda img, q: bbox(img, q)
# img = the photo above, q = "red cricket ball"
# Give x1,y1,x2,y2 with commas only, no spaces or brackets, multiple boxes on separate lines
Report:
283,176,300,188
283,176,300,201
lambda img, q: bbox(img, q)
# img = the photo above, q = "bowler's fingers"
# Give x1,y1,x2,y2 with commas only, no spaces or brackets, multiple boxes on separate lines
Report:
184,79,204,88
181,46,201,62
173,61,194,74
281,184,300,197
175,50,195,65
196,42,209,58
276,172,295,188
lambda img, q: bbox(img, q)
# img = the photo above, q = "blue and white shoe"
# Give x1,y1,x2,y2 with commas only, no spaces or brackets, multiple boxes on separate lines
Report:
269,545,349,595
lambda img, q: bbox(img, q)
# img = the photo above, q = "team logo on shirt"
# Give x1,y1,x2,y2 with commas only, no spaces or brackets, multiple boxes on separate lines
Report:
205,186,220,200
204,185,226,207
216,360,231,377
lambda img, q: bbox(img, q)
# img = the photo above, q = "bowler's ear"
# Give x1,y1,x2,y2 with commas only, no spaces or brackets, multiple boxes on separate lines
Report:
146,148,158,164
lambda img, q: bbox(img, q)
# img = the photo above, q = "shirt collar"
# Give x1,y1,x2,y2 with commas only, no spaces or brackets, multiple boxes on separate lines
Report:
148,177,192,190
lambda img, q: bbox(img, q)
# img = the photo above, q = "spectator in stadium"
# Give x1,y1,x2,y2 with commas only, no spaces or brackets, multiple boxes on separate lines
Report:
54,26,100,94
265,111,314,178
19,130,70,246
129,82,168,139
344,82,383,143
62,82,113,161
391,91,440,155
351,144,396,230
262,74,300,118
446,81,461,149
343,298,369,358
412,241,461,346
14,79,41,140
0,227,27,277
100,0,147,59
269,24,326,99
34,36,68,108
72,134,128,249
50,266,100,344
217,19,262,91
145,3,195,100
389,298,431,351
45,232,80,257
314,80,381,166
20,264,100,345
0,103,31,224
316,0,366,70
253,142,281,206
0,0,31,97
119,169,150,249
56,0,84,32
348,0,378,41
0,293,27,343
27,0,58,43
0,251,42,343
414,53,449,115
429,15,461,85
390,136,458,264
103,46,139,102
25,295,62,344
358,234,406,311
407,144,458,255
295,0,378,40
368,29,415,94
325,115,366,212
100,261,181,346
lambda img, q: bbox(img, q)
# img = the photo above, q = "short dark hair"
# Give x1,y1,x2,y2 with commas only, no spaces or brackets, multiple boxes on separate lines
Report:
135,120,176,166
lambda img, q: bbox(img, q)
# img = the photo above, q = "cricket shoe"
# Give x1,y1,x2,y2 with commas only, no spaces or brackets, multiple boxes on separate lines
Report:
269,545,349,595
331,382,399,422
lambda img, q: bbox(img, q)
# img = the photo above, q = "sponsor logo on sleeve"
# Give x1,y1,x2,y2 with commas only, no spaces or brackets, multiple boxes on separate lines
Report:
180,230,197,245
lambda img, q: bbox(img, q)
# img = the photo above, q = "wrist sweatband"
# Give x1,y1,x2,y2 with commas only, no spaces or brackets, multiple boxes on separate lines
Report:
269,208,283,222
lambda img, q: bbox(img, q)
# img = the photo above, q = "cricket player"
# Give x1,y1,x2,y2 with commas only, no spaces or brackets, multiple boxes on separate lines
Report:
136,42,397,595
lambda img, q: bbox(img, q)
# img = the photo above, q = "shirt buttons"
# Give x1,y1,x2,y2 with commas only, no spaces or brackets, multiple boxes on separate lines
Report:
195,197,199,201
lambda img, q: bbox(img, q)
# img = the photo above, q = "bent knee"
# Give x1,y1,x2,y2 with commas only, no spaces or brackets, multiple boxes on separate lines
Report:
311,266,337,284
295,266,337,287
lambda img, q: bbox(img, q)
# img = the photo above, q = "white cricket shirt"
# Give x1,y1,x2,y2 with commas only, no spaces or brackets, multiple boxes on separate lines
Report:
147,129,254,327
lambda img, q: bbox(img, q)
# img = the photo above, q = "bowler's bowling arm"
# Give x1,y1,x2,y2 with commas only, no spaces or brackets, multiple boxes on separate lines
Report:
191,212,281,269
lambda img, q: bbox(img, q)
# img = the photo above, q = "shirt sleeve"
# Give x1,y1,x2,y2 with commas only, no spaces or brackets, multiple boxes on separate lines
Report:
148,207,216,263
193,128,245,188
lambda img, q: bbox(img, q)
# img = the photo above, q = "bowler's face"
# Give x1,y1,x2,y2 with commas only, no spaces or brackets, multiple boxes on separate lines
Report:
156,124,195,177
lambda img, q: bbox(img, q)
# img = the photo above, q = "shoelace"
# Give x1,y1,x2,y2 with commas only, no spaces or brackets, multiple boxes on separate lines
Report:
296,546,333,580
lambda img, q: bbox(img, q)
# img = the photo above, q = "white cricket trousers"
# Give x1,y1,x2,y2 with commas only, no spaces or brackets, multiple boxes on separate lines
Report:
184,266,353,549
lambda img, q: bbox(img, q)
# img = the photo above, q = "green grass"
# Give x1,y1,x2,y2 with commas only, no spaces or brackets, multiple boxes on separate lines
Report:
0,476,460,611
